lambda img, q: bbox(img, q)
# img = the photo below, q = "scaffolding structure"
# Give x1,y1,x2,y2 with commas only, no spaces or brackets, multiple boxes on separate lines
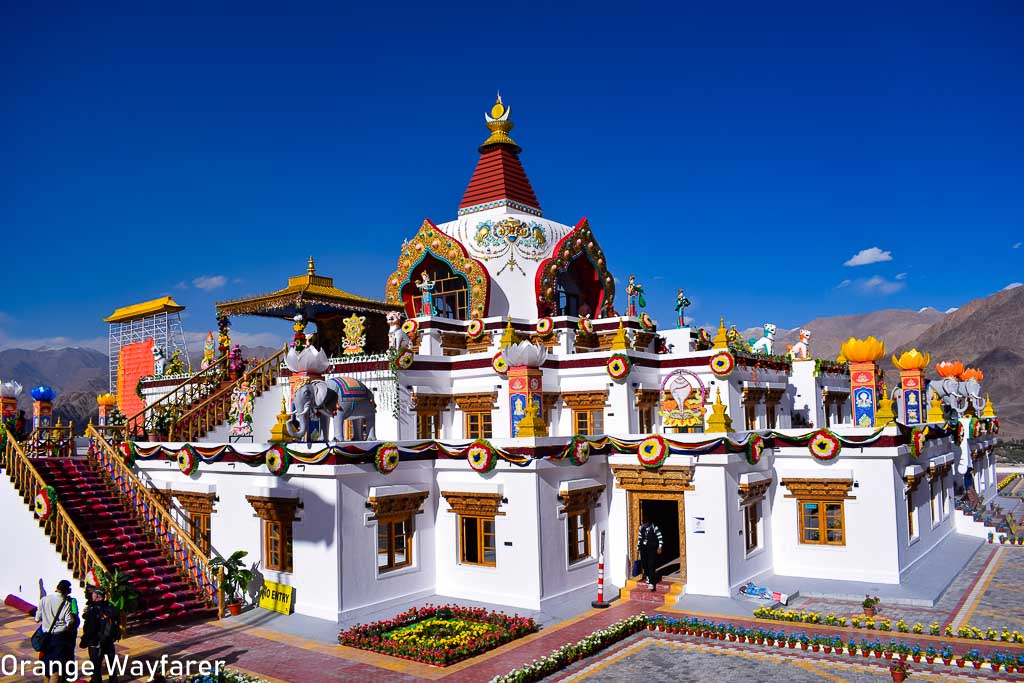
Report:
104,297,192,393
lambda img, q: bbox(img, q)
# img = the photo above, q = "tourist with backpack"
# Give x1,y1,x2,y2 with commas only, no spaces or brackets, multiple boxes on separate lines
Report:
80,587,120,683
34,579,79,683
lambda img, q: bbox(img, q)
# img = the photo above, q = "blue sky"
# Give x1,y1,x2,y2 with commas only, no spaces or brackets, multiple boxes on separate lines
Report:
2,1,1021,351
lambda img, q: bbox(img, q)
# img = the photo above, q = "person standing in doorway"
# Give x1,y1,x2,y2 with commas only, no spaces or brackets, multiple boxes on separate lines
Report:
637,514,663,591
81,586,120,683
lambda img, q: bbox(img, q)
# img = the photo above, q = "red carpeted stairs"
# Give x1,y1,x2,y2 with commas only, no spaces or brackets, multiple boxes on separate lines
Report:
31,457,217,629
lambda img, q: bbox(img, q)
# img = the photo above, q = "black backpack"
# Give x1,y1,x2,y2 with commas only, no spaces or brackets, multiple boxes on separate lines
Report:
95,605,119,643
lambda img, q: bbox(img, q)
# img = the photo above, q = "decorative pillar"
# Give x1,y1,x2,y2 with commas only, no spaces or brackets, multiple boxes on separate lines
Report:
96,393,116,426
1,380,22,421
892,349,930,426
31,386,56,430
505,341,548,438
840,336,885,427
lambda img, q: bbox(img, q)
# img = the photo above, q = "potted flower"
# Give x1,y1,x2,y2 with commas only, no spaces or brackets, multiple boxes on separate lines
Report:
988,532,994,544
889,660,910,683
990,651,1004,673
209,550,254,617
924,645,936,664
965,649,982,669
847,639,858,656
910,645,921,663
940,646,953,665
863,595,880,617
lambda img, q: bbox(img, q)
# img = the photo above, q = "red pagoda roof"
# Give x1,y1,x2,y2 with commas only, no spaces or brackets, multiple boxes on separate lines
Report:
458,94,542,217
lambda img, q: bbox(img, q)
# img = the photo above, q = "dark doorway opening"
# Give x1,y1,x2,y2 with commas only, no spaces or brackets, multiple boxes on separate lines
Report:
641,498,681,578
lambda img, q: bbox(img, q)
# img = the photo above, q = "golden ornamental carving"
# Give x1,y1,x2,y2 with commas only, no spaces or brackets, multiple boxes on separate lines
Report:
535,219,615,317
903,472,924,493
611,465,695,492
441,491,506,517
245,495,300,522
384,220,490,318
562,390,609,412
170,490,217,515
927,461,953,480
780,478,854,500
559,485,604,514
411,393,452,413
738,478,772,504
368,491,429,523
453,392,498,412
635,389,660,410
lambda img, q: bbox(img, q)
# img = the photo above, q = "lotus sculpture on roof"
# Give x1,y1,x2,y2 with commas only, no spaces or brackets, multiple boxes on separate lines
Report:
504,341,548,369
0,381,23,399
31,386,56,402
892,349,930,370
839,336,885,363
284,346,330,374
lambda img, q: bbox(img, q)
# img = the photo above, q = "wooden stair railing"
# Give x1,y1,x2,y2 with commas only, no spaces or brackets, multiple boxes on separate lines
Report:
126,355,229,438
1,434,109,584
85,425,223,616
26,421,76,458
170,345,287,442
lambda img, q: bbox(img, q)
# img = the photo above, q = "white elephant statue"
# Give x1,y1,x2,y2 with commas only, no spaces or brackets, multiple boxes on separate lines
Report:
927,377,985,421
287,377,377,445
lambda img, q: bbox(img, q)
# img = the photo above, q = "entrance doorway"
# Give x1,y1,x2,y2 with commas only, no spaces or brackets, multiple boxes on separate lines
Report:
641,498,681,578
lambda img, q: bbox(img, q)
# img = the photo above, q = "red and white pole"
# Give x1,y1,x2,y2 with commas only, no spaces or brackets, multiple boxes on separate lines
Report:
592,531,610,608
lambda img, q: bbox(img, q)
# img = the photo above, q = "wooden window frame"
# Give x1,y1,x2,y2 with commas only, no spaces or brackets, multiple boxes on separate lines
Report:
797,500,845,546
168,490,217,557
441,491,505,569
417,412,441,439
459,515,497,567
263,519,294,572
367,490,429,574
567,510,591,564
246,495,300,574
465,411,493,439
573,409,604,437
780,479,852,547
560,485,603,565
191,512,212,556
906,489,916,540
376,516,414,572
744,501,761,554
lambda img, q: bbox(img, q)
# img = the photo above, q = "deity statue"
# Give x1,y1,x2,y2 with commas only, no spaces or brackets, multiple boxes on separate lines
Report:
750,323,778,355
200,331,215,369
625,275,645,317
674,288,691,328
228,380,254,437
787,329,812,360
415,270,436,317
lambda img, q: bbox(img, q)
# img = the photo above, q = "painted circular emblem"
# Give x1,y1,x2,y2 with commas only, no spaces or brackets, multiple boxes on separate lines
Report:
466,440,497,473
375,443,400,475
606,353,632,381
401,319,419,336
396,348,415,370
909,427,927,458
747,435,765,466
266,445,290,476
177,446,198,475
578,317,595,335
638,312,655,332
569,436,591,466
34,488,56,521
637,435,669,469
536,317,554,337
492,352,509,375
710,351,735,377
808,429,842,461
467,319,485,339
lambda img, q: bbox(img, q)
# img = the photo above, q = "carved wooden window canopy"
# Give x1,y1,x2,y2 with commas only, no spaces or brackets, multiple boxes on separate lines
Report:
634,389,660,410
738,478,772,505
562,390,609,412
611,465,695,493
927,461,953,481
559,485,605,515
170,490,218,515
453,392,498,412
246,495,301,522
441,491,506,517
412,393,453,413
904,472,924,493
780,478,854,501
367,491,429,523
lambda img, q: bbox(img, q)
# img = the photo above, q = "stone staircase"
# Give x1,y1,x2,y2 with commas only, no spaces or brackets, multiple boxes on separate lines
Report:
954,495,1016,539
621,577,684,606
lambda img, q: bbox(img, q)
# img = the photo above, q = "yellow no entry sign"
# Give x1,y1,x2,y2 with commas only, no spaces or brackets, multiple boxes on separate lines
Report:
258,579,294,615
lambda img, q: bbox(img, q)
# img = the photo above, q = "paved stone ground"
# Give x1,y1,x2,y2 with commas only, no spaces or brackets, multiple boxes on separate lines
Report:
551,634,997,682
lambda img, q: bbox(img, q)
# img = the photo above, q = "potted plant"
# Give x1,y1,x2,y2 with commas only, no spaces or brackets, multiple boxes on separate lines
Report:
863,595,881,617
889,660,909,683
95,568,138,635
988,532,994,544
209,550,254,617
924,645,936,664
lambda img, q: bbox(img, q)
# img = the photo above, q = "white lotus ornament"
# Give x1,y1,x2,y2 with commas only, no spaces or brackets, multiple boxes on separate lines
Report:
0,381,22,399
504,341,548,369
284,346,330,374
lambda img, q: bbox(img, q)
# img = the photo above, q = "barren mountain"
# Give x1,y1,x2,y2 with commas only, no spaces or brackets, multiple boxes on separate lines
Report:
0,348,109,427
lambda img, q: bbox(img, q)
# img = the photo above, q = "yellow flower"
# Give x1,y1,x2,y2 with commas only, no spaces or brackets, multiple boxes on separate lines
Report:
840,336,885,363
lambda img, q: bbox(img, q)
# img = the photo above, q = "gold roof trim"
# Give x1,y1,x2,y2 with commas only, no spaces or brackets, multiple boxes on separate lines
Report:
104,296,185,323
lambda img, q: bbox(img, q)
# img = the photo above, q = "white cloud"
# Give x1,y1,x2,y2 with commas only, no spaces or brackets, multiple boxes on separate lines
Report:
1013,242,1021,249
895,272,908,280
174,281,188,290
1004,282,1023,291
192,275,227,291
836,279,852,288
0,335,108,352
857,275,905,294
844,247,893,267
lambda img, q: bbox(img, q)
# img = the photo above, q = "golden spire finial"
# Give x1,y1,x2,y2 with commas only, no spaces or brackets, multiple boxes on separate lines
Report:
610,318,630,351
926,392,945,423
875,382,895,426
706,387,733,433
981,394,997,419
481,93,519,152
516,394,548,438
307,256,316,275
712,317,729,349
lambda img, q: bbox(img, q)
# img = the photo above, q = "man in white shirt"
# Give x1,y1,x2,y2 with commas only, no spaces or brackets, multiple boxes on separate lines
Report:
35,579,79,682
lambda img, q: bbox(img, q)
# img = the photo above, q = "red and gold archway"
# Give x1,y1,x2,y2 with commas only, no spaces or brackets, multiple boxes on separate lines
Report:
534,219,615,317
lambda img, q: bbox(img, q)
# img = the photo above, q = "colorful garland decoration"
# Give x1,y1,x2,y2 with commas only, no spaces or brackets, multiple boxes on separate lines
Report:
747,435,765,466
578,317,595,335
492,352,509,375
375,442,400,475
969,417,982,439
34,486,57,521
467,318,485,340
698,328,711,346
808,429,842,461
909,427,927,458
709,351,735,377
121,441,136,465
991,418,1000,435
266,445,290,476
568,436,591,466
395,348,415,370
638,312,655,332
606,353,632,381
955,422,965,445
84,568,100,587
177,445,198,475
536,317,554,337
637,435,669,469
466,440,497,473
401,319,419,337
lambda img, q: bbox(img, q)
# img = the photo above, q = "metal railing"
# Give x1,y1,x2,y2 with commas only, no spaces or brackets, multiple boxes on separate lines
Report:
85,425,222,615
170,346,287,442
26,421,76,458
1,433,108,583
126,355,229,437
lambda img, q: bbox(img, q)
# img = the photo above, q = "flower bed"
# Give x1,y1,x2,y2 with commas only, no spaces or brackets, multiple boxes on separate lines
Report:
165,668,272,683
998,473,1021,493
338,604,537,666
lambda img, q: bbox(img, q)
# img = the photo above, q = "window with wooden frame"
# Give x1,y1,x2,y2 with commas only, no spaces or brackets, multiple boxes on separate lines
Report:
765,389,784,430
634,389,658,434
442,490,505,568
560,485,603,565
929,477,938,522
246,495,300,573
573,409,604,436
417,413,441,439
170,491,217,557
455,393,496,439
191,513,212,555
780,479,853,547
738,478,770,555
367,490,428,574
906,490,916,539
412,394,449,440
742,388,763,431
465,412,492,439
563,391,608,437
